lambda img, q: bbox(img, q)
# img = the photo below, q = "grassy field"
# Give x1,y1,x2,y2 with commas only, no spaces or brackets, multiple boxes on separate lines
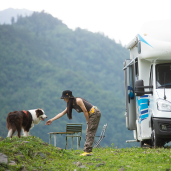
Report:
0,136,171,171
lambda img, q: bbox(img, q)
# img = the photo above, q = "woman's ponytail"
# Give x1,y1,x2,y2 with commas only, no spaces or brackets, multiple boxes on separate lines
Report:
67,98,74,119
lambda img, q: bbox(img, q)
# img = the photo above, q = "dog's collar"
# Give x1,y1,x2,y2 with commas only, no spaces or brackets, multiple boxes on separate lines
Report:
23,110,28,117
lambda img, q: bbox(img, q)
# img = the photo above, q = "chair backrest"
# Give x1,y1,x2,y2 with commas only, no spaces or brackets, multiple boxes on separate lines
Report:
66,123,82,136
100,124,107,137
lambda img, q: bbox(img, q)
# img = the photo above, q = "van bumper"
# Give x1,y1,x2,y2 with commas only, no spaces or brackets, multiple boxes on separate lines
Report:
153,118,171,138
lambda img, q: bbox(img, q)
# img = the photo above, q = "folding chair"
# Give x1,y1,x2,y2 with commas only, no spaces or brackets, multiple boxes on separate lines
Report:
94,123,107,148
65,123,82,150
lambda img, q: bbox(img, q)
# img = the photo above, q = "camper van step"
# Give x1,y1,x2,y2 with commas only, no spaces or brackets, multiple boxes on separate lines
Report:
126,140,138,143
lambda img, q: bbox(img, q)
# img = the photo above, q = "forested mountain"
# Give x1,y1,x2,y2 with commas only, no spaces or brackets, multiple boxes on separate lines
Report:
0,11,136,149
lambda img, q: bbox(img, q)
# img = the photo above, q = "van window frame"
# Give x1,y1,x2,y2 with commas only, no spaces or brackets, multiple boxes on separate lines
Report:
135,58,138,76
149,65,153,91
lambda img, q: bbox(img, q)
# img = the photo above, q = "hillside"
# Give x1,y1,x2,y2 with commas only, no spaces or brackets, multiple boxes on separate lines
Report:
0,136,170,171
0,11,134,148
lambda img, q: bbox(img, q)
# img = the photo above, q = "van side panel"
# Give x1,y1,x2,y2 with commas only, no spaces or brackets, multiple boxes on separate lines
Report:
137,59,152,140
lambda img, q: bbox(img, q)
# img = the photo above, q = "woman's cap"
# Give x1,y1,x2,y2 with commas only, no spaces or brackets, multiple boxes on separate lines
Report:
61,90,74,99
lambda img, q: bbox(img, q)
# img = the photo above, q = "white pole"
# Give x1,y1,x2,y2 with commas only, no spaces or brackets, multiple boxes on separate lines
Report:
54,134,56,147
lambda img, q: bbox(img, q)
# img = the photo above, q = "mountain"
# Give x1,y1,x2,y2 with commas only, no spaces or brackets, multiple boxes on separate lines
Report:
0,8,33,24
0,11,137,148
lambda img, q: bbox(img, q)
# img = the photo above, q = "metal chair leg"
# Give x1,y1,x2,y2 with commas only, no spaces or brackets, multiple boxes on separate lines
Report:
54,134,56,147
77,137,79,150
49,134,51,145
65,137,67,149
78,137,81,150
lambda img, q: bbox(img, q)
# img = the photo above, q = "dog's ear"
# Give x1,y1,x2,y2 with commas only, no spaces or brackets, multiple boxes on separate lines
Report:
35,109,43,117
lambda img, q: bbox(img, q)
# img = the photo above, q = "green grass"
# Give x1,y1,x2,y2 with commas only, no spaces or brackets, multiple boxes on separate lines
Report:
0,136,171,171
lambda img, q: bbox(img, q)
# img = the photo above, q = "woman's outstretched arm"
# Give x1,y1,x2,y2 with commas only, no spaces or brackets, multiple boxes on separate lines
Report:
45,108,67,125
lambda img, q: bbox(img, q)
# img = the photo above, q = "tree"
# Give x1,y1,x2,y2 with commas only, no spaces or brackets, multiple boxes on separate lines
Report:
11,17,15,24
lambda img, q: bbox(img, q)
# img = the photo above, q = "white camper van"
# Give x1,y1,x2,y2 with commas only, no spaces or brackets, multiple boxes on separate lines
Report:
124,21,171,148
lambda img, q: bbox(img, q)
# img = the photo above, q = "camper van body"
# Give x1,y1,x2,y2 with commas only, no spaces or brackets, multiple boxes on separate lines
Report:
124,21,171,147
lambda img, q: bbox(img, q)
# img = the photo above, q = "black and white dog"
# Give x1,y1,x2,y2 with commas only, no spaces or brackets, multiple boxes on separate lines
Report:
6,108,47,138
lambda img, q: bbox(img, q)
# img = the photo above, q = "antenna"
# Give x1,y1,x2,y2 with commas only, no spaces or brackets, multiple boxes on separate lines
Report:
164,72,166,100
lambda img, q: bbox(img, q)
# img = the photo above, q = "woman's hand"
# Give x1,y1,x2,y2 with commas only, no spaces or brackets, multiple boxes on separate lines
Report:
45,119,52,125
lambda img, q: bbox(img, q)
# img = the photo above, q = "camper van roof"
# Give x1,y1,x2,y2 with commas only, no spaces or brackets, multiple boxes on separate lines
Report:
126,20,171,50
140,20,171,42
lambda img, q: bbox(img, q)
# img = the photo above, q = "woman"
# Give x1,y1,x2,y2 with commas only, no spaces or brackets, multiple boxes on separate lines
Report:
45,90,101,156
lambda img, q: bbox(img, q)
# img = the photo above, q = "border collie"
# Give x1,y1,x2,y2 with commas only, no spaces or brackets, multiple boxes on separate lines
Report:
6,108,47,138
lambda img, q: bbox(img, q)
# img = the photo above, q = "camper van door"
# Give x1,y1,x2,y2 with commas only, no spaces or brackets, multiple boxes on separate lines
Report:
124,61,136,130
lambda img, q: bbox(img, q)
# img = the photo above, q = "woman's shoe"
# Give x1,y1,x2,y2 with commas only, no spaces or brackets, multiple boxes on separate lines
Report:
80,152,92,156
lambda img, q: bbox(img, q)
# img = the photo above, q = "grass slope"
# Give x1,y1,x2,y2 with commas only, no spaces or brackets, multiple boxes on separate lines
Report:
0,136,171,171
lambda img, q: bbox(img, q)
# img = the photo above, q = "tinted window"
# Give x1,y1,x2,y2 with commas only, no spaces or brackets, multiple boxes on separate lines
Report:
156,63,171,88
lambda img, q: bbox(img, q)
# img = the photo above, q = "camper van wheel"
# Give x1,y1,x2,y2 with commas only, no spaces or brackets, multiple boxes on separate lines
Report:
152,129,162,148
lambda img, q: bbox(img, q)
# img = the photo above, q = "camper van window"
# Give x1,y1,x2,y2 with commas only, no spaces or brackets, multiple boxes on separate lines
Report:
135,58,138,76
156,63,171,88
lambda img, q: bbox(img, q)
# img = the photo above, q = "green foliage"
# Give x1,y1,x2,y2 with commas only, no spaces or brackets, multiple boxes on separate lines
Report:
0,136,171,171
0,11,135,148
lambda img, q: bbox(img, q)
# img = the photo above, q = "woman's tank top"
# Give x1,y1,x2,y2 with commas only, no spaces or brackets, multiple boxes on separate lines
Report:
73,98,93,113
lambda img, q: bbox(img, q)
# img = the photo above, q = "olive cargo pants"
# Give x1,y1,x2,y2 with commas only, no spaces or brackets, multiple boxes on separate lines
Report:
84,108,101,152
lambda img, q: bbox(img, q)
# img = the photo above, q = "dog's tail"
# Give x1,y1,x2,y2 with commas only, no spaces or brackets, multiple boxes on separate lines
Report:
6,112,20,133
6,114,18,138
7,113,17,126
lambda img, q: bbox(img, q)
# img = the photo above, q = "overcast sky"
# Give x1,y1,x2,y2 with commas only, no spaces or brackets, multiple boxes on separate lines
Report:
1,0,171,45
